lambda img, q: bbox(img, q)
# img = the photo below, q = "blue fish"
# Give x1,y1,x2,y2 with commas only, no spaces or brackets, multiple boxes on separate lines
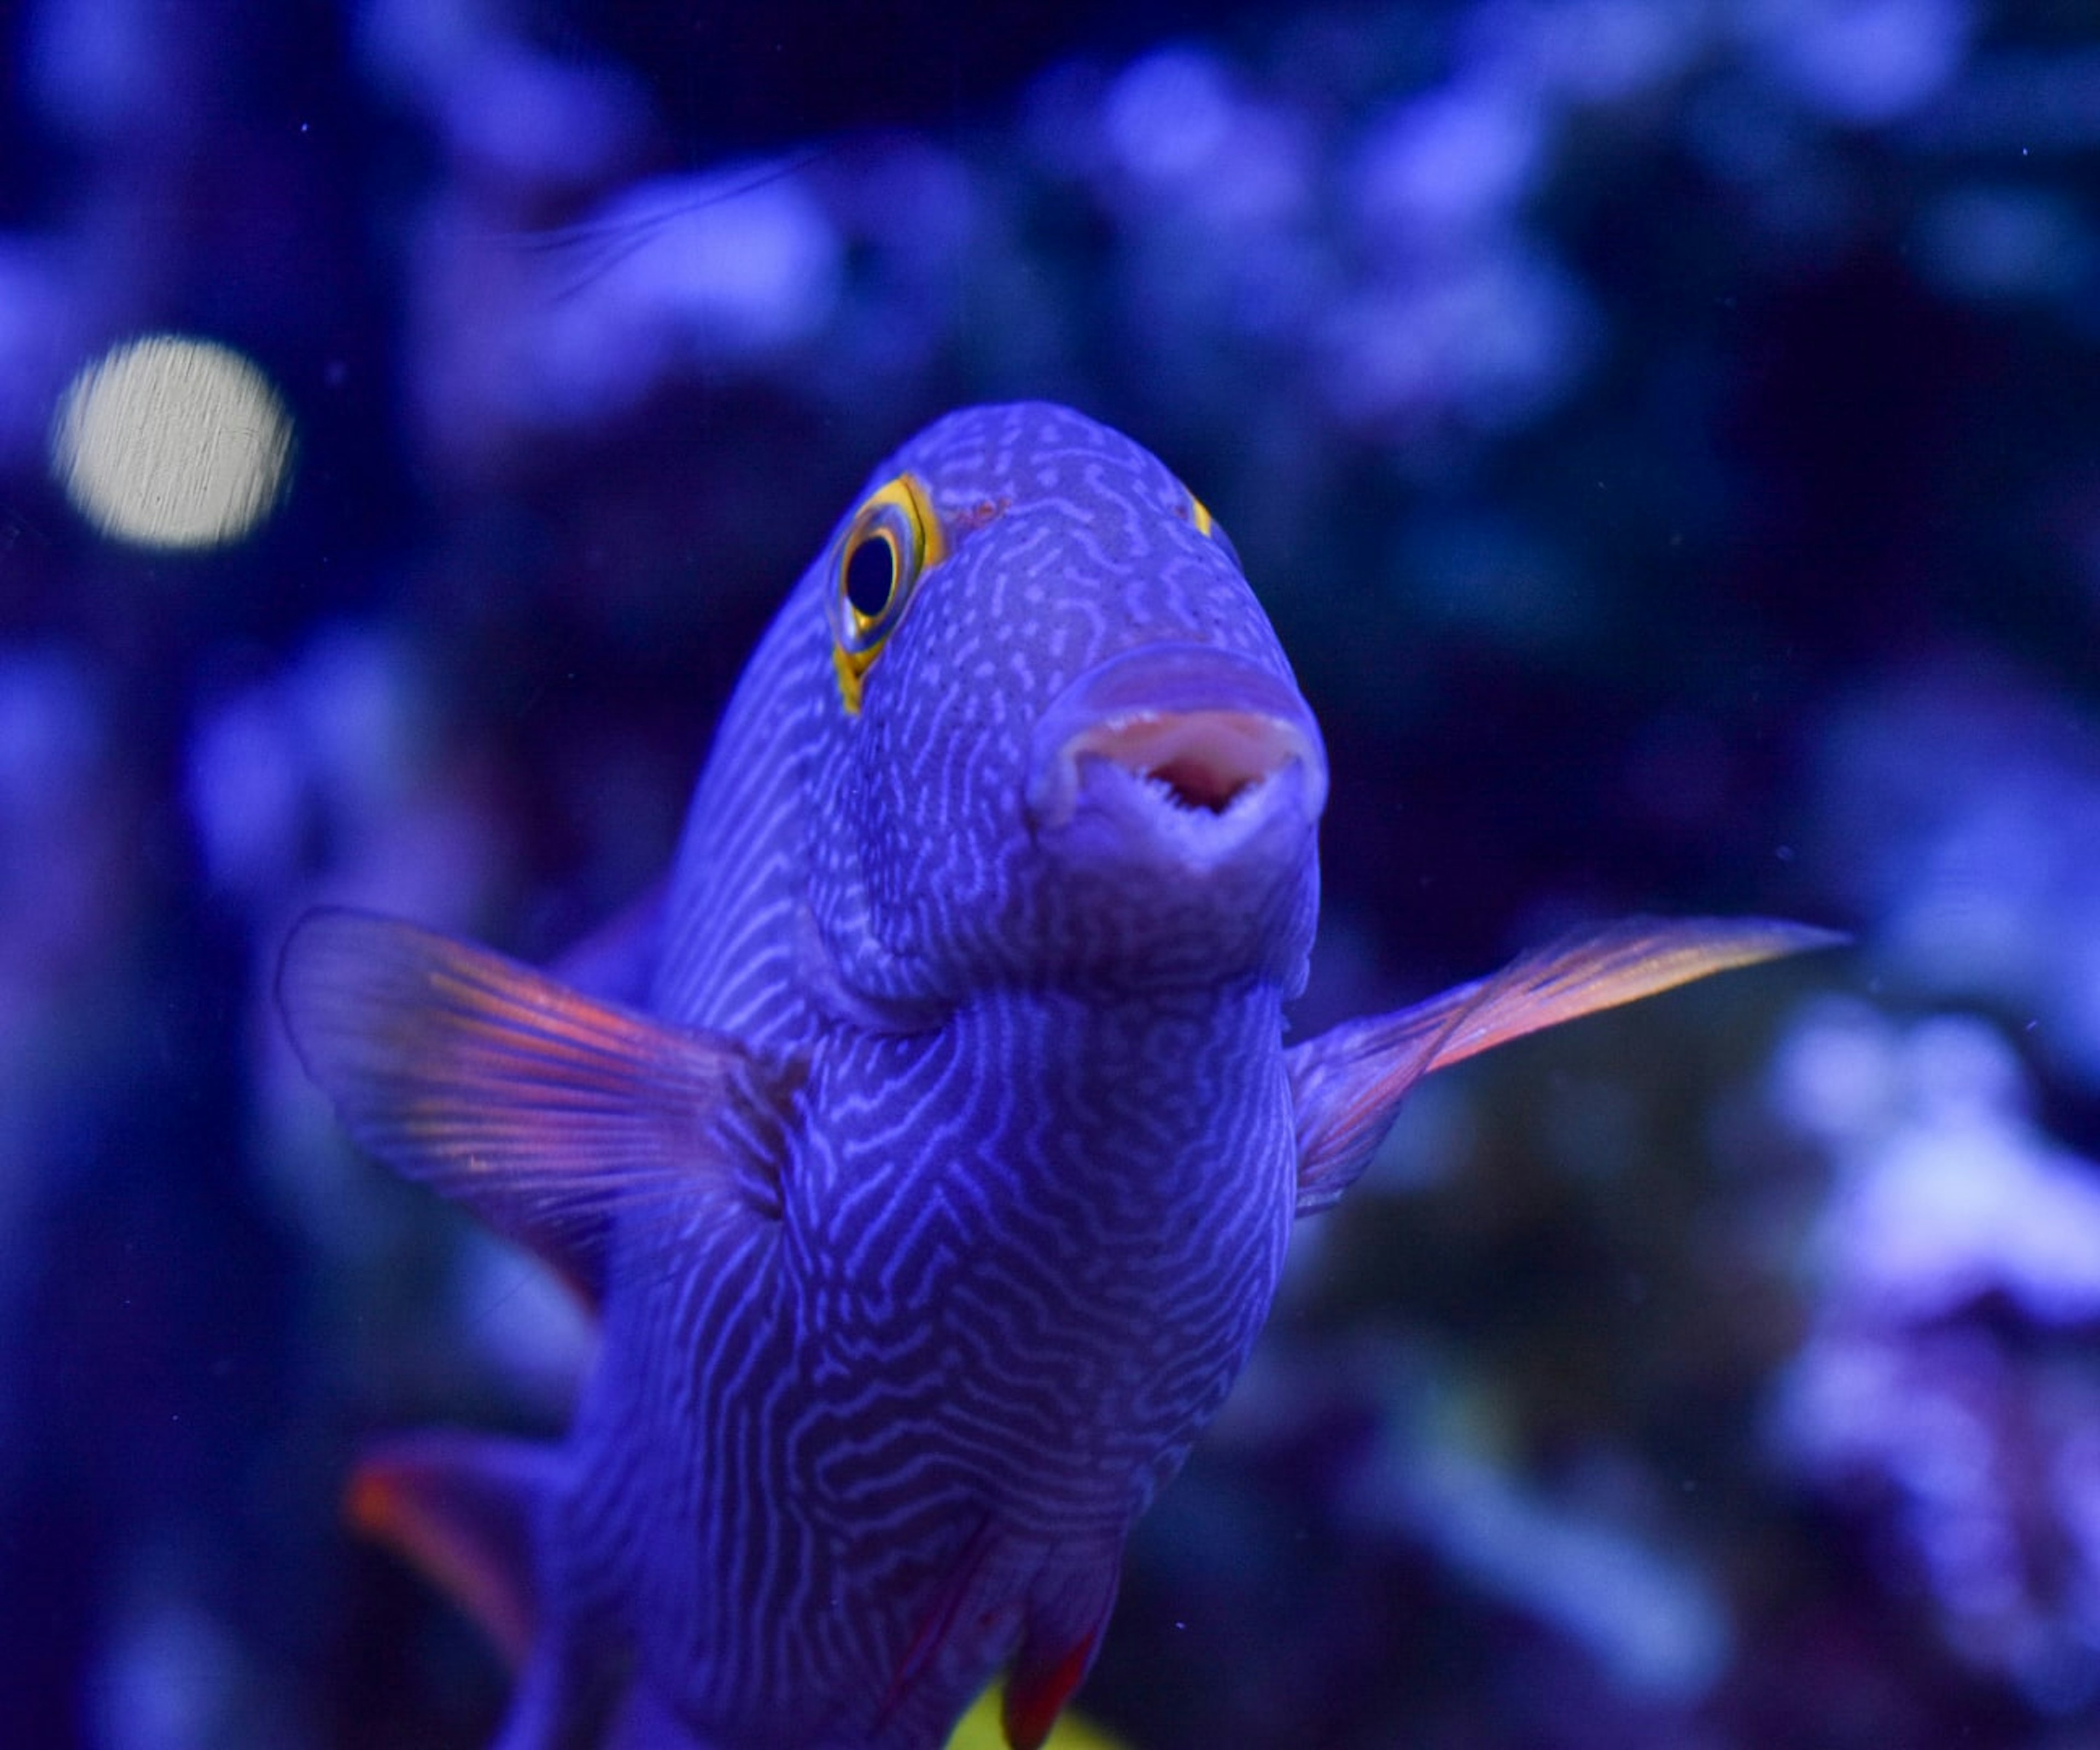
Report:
279,402,1833,1748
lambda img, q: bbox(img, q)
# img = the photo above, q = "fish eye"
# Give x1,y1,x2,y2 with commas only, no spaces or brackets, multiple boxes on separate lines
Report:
843,528,900,621
830,471,945,714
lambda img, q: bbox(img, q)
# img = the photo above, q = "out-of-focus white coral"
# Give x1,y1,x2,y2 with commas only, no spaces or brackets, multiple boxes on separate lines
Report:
1775,1003,2100,1325
1769,997,2100,1711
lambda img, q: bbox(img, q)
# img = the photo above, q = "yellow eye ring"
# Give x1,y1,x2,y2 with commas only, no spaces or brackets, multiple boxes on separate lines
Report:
830,472,946,715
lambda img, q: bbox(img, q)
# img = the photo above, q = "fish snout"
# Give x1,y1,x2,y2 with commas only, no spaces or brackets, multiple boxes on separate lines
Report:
1025,644,1327,864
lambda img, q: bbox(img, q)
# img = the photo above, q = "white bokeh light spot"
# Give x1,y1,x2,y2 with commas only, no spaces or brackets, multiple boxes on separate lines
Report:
50,334,294,550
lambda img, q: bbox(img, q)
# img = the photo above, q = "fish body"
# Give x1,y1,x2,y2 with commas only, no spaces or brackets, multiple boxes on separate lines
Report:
281,404,1833,1748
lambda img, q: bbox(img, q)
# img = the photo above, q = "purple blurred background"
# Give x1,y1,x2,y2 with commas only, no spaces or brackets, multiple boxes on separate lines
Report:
7,1,2100,1745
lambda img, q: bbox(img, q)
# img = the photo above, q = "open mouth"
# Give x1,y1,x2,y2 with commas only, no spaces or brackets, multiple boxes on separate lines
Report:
1065,708,1310,815
1026,643,1327,841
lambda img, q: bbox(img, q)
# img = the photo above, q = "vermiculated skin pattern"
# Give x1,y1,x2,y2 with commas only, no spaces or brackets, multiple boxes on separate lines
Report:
581,406,1307,1747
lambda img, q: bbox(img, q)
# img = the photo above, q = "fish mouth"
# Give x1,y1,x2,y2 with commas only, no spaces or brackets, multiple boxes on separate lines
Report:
1025,643,1328,854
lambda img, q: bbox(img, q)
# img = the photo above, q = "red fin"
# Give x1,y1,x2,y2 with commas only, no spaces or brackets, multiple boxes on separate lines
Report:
1002,1631,1103,1750
1288,915,1844,1215
1002,1554,1120,1750
347,1431,560,1670
277,907,796,1300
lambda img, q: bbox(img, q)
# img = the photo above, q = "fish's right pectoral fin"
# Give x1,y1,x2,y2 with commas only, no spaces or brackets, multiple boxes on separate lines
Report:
277,906,799,1301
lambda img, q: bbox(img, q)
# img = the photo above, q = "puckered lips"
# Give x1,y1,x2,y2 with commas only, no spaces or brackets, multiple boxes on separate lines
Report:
1025,641,1327,867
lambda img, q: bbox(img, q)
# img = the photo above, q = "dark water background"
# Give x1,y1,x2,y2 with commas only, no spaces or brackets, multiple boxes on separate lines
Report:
7,1,2100,1745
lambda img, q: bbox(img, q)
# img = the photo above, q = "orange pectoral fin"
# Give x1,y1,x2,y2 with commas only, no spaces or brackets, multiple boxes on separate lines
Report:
1288,914,1845,1214
277,907,797,1301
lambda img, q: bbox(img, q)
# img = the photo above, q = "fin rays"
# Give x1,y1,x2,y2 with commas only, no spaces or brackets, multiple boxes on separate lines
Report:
277,907,795,1299
1290,915,1843,1214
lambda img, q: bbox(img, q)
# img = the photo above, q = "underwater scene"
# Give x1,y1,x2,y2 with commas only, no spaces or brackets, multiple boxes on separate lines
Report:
6,0,2100,1745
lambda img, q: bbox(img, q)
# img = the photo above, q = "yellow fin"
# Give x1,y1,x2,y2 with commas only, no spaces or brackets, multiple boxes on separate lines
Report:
947,1682,1129,1750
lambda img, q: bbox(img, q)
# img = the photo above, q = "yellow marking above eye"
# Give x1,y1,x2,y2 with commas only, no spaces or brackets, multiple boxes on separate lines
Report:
831,472,946,715
1176,482,1242,572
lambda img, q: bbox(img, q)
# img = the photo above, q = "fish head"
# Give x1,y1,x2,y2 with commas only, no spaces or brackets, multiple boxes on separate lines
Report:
800,402,1326,1006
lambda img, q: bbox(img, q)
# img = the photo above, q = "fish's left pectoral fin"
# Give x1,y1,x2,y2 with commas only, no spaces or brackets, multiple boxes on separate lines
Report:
1288,915,1844,1215
277,906,797,1300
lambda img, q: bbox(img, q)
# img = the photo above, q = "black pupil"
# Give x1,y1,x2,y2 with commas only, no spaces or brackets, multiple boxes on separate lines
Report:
844,532,899,620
